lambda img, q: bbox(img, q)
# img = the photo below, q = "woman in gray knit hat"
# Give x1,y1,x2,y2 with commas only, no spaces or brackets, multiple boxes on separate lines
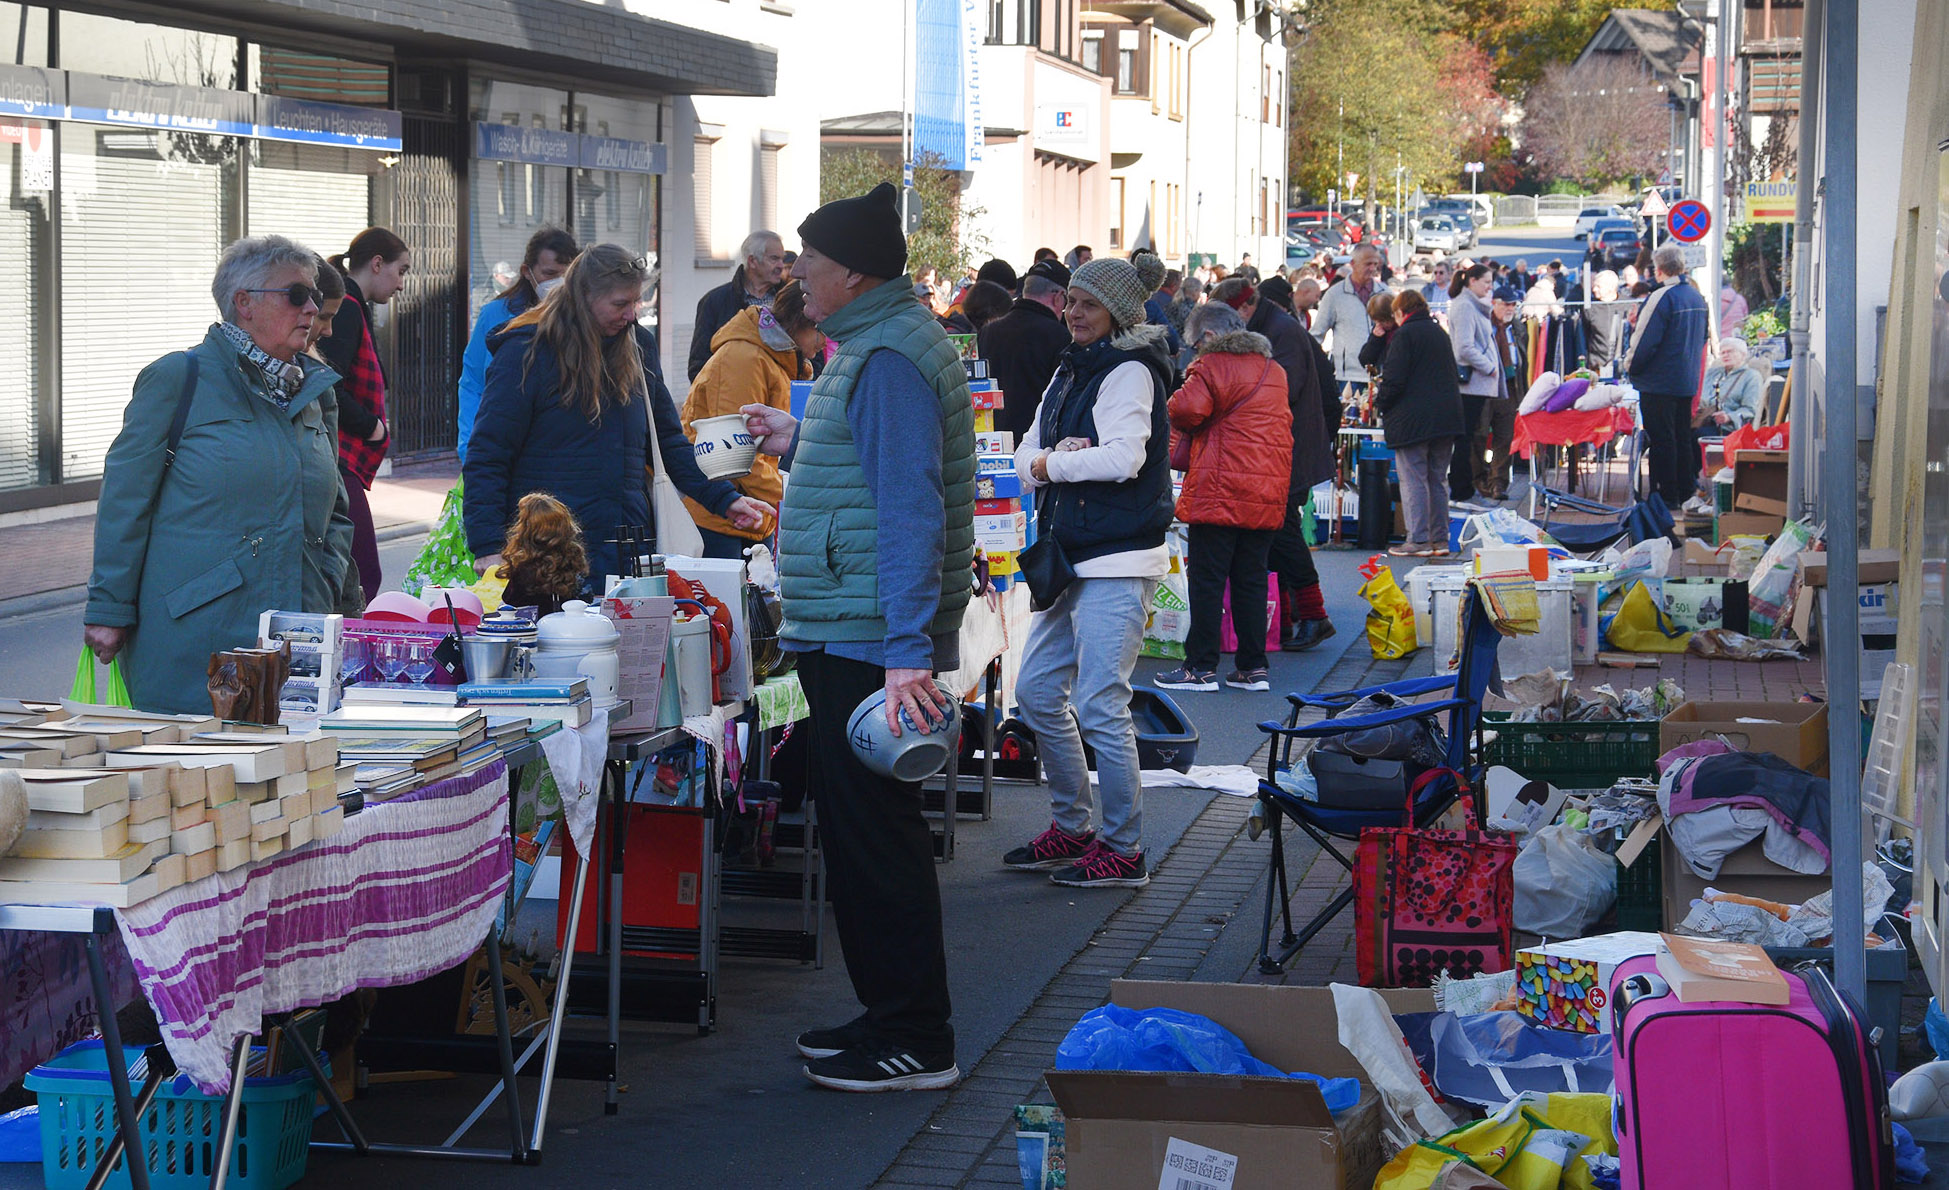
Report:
1003,257,1176,889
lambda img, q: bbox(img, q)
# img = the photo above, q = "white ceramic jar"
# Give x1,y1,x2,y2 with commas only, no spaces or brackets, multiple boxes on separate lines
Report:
533,600,621,706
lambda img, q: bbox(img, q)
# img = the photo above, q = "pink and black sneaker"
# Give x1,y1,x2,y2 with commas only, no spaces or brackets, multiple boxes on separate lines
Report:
1002,822,1097,871
1050,841,1150,888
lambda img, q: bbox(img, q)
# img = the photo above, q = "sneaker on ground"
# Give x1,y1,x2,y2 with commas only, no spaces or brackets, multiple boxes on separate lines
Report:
1003,822,1097,871
1225,668,1270,692
797,1015,874,1059
1154,667,1217,691
1050,841,1150,888
803,1044,960,1092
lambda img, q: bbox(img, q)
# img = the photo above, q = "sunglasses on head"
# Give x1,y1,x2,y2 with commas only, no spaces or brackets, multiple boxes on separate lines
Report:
244,283,324,309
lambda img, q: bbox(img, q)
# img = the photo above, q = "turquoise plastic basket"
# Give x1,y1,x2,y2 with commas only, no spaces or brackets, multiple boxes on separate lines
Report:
26,1041,316,1190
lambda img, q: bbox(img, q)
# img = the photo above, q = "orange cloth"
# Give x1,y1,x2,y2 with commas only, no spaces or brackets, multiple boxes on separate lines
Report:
1511,406,1635,460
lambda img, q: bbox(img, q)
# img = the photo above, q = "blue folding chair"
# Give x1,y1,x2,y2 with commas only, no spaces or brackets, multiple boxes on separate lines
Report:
1253,587,1504,974
1529,486,1673,552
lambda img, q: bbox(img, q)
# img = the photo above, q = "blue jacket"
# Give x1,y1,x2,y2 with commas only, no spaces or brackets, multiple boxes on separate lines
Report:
464,323,740,581
1623,277,1709,397
458,292,530,464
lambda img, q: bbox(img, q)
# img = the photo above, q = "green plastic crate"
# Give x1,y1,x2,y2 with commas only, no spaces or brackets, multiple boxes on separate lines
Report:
1614,844,1663,932
1481,713,1662,789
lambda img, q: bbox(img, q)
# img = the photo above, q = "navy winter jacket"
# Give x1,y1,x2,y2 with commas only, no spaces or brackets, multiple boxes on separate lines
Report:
465,322,741,580
1623,277,1709,397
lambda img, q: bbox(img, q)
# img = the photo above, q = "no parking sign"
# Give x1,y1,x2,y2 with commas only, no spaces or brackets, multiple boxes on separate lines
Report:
1667,199,1711,243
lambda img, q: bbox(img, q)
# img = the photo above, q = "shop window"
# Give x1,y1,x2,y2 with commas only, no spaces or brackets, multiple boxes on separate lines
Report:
246,139,379,263
0,118,50,490
1081,31,1101,75
1109,176,1124,250
693,131,719,262
251,46,389,107
1115,30,1136,94
0,3,48,66
58,11,236,88
467,79,569,320
759,143,781,235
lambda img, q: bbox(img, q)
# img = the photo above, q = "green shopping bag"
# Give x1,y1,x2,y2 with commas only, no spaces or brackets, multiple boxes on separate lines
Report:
70,647,134,708
401,479,479,598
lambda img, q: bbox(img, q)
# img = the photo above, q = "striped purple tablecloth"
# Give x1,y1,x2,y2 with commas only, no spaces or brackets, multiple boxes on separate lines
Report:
115,761,512,1093
0,929,138,1089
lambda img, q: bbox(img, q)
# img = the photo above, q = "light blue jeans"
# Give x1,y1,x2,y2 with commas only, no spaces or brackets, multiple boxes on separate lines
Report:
1014,576,1158,856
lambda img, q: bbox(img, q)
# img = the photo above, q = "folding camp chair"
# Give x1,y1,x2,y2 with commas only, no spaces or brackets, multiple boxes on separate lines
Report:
1253,587,1503,975
1528,485,1672,553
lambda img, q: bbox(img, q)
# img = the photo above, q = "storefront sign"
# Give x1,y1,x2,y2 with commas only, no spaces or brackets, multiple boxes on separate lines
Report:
1034,103,1089,147
578,135,665,175
1742,179,1796,223
0,119,52,190
256,96,402,151
67,74,254,137
474,121,578,167
0,66,64,121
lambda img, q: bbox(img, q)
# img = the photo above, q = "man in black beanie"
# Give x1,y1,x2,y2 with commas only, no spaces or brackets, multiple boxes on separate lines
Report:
741,181,977,1092
979,257,1072,440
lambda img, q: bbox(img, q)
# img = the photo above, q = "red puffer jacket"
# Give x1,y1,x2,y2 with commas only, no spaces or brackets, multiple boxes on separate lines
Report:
1167,330,1294,529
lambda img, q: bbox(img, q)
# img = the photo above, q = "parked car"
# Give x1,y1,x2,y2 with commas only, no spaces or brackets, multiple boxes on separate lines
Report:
1575,205,1629,239
1413,214,1460,255
1284,234,1321,270
1423,199,1478,248
1596,226,1642,269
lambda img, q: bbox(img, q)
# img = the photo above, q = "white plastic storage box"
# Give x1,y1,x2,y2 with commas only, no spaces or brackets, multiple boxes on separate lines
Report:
1403,563,1472,648
1430,574,1574,677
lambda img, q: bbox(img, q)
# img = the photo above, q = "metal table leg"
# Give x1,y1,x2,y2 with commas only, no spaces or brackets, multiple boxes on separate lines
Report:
83,1058,166,1190
604,758,626,1115
531,849,589,1150
206,1033,252,1190
84,935,151,1190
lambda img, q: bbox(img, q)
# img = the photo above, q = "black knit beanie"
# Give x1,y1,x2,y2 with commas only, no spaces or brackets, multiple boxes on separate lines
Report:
797,182,908,279
976,258,1018,292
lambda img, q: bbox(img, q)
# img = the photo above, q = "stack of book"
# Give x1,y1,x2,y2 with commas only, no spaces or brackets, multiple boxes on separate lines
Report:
0,704,352,906
319,705,496,800
456,677,593,730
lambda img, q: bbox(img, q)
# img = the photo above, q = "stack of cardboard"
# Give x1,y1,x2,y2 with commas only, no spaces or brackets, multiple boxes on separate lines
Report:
970,378,1031,591
0,706,350,906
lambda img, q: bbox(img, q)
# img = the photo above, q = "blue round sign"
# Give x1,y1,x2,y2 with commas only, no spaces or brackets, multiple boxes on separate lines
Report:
1667,200,1711,243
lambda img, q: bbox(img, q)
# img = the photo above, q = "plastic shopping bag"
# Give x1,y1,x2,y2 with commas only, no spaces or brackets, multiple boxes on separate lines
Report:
70,648,133,708
1139,566,1190,659
1513,824,1618,938
1330,983,1456,1150
1601,580,1692,653
1746,519,1815,637
1359,555,1419,660
401,480,478,598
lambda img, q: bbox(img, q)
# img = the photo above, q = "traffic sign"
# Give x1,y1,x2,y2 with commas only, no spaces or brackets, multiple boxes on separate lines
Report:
1640,189,1670,219
1464,161,1484,174
1668,199,1711,243
1679,242,1708,269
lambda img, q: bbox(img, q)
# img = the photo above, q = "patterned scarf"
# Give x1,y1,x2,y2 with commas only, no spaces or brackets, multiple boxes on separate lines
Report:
215,321,304,411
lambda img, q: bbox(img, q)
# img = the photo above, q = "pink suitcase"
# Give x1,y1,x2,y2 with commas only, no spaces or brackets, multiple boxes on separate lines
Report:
1610,954,1894,1189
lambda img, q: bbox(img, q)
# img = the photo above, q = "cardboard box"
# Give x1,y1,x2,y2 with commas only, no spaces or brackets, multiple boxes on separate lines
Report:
1676,538,1732,577
1515,933,1665,1033
1662,832,1831,930
1731,449,1788,513
1714,510,1785,544
969,380,1003,410
1659,700,1829,775
975,431,1016,455
975,469,1023,500
976,454,1015,475
1046,980,1430,1190
1800,549,1900,587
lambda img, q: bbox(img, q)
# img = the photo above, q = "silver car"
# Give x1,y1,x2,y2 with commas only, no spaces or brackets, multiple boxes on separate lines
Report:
1413,215,1459,255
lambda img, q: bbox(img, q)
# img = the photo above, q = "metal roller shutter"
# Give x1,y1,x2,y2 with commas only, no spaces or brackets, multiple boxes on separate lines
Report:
246,155,372,265
0,141,42,491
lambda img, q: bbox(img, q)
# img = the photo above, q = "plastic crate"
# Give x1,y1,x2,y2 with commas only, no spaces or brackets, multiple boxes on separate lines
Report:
26,1041,317,1190
1481,712,1662,789
1613,844,1663,932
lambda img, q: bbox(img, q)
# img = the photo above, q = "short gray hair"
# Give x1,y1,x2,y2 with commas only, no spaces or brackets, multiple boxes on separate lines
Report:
740,230,781,264
1652,244,1687,278
212,235,318,321
1183,301,1246,344
1024,274,1065,303
1718,335,1750,362
1180,275,1204,298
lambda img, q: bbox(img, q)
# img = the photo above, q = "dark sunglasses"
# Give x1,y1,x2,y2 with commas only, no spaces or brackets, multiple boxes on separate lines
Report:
244,283,324,309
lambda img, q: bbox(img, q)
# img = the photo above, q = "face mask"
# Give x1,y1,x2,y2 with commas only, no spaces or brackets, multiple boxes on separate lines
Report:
536,277,564,299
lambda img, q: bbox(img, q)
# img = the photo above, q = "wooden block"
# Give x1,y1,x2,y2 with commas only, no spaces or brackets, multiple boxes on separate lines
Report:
313,805,344,839
203,765,236,806
234,779,274,805
150,851,188,893
211,801,251,844
250,836,283,862
279,793,310,822
128,817,171,845
170,821,217,856
308,785,338,815
26,799,130,833
13,818,130,859
216,839,251,872
7,769,128,813
128,791,170,825
251,816,286,842
183,850,215,884
284,814,313,849
169,802,208,831
248,799,283,824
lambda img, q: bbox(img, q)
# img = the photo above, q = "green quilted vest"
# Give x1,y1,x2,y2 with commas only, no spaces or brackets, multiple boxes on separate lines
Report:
778,275,976,646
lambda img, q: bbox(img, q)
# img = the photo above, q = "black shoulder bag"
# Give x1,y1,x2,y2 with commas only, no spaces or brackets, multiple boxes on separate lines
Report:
1016,477,1075,612
163,352,201,470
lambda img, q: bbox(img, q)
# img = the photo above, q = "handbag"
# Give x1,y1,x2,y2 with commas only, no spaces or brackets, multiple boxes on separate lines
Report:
1353,769,1517,987
644,392,706,559
1016,483,1075,612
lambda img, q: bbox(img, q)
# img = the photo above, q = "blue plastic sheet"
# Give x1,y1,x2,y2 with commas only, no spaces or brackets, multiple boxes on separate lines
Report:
0,1106,39,1162
1926,999,1949,1061
1396,1010,1614,1110
1056,1004,1360,1113
1893,1122,1927,1185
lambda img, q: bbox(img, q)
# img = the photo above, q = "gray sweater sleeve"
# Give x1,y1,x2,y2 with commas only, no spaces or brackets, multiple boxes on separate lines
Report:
849,349,947,671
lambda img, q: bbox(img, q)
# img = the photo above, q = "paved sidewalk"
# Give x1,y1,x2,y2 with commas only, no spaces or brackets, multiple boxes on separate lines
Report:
0,461,457,615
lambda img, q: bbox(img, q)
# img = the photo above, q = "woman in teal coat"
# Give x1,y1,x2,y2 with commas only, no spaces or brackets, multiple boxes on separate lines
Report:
83,235,355,715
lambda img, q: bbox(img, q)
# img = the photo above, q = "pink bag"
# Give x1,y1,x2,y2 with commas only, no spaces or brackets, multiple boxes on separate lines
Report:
1220,576,1281,654
1611,954,1893,1188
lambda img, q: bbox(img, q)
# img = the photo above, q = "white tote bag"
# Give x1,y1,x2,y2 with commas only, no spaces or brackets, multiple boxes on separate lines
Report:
644,394,706,558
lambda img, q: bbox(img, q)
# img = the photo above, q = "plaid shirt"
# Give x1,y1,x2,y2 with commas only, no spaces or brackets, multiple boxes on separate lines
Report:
335,295,390,488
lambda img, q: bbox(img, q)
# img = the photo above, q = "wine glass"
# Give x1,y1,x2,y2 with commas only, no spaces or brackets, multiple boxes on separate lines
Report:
402,640,437,686
375,638,408,684
339,638,369,686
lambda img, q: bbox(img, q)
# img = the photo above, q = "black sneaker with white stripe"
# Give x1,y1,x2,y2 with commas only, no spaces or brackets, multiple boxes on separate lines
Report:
796,1015,873,1059
802,1043,960,1092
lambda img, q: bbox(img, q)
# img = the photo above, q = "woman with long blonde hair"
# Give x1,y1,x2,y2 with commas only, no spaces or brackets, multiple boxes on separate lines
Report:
464,243,771,582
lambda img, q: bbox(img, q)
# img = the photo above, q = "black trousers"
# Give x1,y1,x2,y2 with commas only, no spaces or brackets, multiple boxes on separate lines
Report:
1449,394,1488,500
1640,392,1697,505
795,650,954,1055
1185,524,1275,672
1265,490,1319,590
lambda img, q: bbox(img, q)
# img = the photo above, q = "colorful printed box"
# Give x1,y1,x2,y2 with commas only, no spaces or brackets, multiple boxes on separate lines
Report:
1515,933,1663,1033
976,468,1023,499
975,431,1016,455
973,409,995,433
969,379,1003,409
